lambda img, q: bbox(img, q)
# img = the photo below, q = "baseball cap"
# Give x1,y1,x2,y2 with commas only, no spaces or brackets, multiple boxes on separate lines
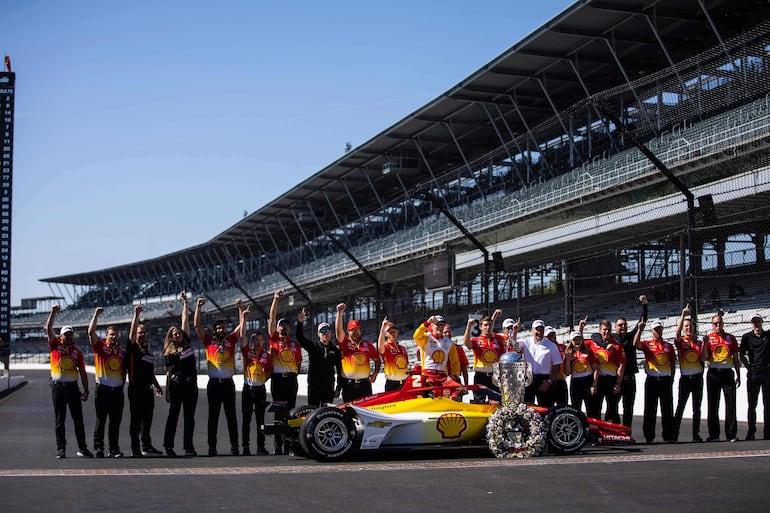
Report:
277,318,290,326
532,320,545,329
347,319,362,330
317,322,331,332
385,322,399,331
570,331,583,341
502,318,516,329
544,326,556,336
751,313,763,322
60,326,74,336
432,315,446,324
651,320,664,330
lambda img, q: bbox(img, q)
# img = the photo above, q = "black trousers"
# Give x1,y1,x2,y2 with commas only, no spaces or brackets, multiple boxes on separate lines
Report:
163,378,198,451
384,378,407,392
673,373,703,439
570,375,593,415
643,375,674,442
270,373,298,450
524,374,554,407
307,376,335,406
207,378,238,451
242,384,267,450
746,368,770,438
706,368,737,440
621,375,637,427
588,374,620,423
128,383,155,451
552,379,568,405
94,384,124,452
51,381,87,451
472,372,498,403
341,378,372,402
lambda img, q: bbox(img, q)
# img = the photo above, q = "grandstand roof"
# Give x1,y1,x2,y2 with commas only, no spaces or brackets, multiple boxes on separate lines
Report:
44,0,768,287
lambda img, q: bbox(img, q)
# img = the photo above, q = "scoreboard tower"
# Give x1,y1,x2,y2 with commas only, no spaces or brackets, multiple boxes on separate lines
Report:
0,58,14,363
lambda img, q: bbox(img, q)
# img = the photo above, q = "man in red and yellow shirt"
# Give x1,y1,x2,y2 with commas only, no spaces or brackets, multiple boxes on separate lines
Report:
241,313,272,456
673,306,705,442
703,313,741,442
634,319,676,443
585,320,626,423
335,303,380,402
88,306,127,458
378,317,409,391
464,315,506,403
46,304,92,459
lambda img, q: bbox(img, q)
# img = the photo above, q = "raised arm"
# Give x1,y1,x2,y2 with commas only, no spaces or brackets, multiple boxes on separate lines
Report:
193,297,206,342
180,291,190,337
628,295,649,339
335,303,346,344
463,318,475,349
239,304,250,349
87,307,103,350
129,303,143,345
296,307,311,351
675,305,689,340
378,317,389,354
490,309,502,327
268,288,283,336
633,320,646,349
45,304,60,343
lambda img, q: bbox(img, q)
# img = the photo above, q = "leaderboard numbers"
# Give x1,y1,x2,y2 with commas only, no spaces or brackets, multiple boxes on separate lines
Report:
0,71,13,345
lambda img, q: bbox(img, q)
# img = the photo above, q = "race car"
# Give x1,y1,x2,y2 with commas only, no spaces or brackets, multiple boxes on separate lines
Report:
277,375,634,461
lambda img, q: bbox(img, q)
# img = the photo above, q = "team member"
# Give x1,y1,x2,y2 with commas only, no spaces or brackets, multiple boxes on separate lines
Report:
126,304,163,457
633,319,676,444
268,289,302,455
378,317,409,391
673,305,705,443
545,326,568,405
740,313,770,440
464,315,507,403
241,312,272,456
45,305,93,458
414,315,461,389
511,319,562,406
194,297,243,456
615,295,648,428
296,308,340,405
335,303,381,401
446,324,469,388
585,320,626,423
703,313,741,442
88,307,127,458
163,292,198,457
563,331,597,415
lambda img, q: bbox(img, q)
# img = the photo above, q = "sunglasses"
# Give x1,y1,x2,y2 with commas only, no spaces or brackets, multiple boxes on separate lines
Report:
319,328,331,334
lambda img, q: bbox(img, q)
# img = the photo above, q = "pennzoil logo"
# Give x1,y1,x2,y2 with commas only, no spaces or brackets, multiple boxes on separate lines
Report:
436,413,467,439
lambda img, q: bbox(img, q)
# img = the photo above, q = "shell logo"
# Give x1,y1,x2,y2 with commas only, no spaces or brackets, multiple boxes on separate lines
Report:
595,349,608,364
353,352,367,366
216,350,231,363
436,413,467,439
481,348,498,364
248,363,263,376
279,348,295,363
685,350,700,363
573,360,587,373
60,356,75,371
714,345,729,359
654,353,669,366
394,354,408,369
106,356,122,372
431,349,446,364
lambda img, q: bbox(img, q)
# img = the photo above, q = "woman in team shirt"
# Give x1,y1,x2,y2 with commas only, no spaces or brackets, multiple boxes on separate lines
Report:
563,331,597,415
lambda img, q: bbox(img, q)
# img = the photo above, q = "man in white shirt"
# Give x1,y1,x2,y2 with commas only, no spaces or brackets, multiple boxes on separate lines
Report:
512,319,563,406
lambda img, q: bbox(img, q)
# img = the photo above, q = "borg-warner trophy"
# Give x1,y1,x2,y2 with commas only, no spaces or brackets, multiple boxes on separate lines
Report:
493,343,532,406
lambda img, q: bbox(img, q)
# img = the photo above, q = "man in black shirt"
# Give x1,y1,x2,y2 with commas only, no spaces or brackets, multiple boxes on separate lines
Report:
127,304,163,457
614,295,648,427
296,308,342,407
740,312,770,440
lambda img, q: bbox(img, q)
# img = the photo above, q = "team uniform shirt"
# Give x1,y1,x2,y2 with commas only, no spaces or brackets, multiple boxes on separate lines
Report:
449,344,469,378
381,342,409,381
268,333,302,374
519,336,563,375
92,339,126,387
554,342,568,380
639,339,676,377
126,340,156,385
164,346,197,379
202,332,239,379
675,335,705,376
413,323,460,375
586,337,627,377
568,348,596,379
49,337,85,383
468,333,507,374
339,336,380,380
703,331,739,370
242,346,272,386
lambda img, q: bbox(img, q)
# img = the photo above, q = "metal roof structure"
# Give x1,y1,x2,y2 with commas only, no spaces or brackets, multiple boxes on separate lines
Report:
43,0,770,289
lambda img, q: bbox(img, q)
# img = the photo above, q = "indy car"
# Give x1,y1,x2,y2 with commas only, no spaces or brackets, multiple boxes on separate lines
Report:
273,375,634,461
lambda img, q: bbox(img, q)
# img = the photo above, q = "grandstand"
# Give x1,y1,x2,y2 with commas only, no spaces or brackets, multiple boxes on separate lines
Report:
11,0,770,363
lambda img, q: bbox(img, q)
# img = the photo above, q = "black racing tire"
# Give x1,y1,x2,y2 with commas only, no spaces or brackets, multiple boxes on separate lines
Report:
286,405,316,457
298,406,359,461
289,404,316,420
543,404,589,455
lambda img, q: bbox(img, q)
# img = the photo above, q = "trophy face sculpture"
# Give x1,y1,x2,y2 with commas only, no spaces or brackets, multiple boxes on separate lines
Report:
494,350,532,405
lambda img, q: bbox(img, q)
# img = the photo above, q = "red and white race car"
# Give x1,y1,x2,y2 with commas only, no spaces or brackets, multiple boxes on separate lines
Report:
278,376,634,461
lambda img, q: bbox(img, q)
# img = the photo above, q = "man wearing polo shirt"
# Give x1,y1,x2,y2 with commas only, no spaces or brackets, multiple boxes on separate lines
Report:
378,317,409,392
739,313,769,440
703,313,741,442
45,304,92,459
88,306,127,458
464,315,507,403
511,319,562,406
335,303,380,402
194,297,245,456
241,314,272,456
413,315,460,389
267,289,303,455
633,319,676,444
673,305,705,443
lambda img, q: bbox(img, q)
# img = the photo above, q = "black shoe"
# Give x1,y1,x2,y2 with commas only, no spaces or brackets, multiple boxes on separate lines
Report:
241,447,251,456
692,435,704,443
729,437,739,443
165,448,177,457
745,433,756,441
56,448,65,459
95,450,105,458
706,436,719,442
230,447,239,456
184,449,197,457
109,450,124,458
274,447,283,455
256,447,269,456
142,446,163,456
77,448,93,458
645,439,654,444
208,447,218,457
131,450,143,458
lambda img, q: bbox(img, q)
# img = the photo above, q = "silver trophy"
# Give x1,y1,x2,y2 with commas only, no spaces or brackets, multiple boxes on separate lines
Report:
494,350,532,405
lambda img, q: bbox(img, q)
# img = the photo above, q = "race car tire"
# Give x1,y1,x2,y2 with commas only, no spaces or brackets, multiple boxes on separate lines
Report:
289,404,316,419
543,404,589,455
299,406,359,461
286,405,316,457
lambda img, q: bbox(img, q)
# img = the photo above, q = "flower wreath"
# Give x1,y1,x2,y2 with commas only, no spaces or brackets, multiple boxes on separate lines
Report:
486,402,546,458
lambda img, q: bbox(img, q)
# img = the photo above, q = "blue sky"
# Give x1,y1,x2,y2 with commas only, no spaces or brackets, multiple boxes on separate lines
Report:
4,0,574,305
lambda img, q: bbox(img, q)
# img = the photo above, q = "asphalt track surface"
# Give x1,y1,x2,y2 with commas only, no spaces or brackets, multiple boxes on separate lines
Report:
1,370,769,513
